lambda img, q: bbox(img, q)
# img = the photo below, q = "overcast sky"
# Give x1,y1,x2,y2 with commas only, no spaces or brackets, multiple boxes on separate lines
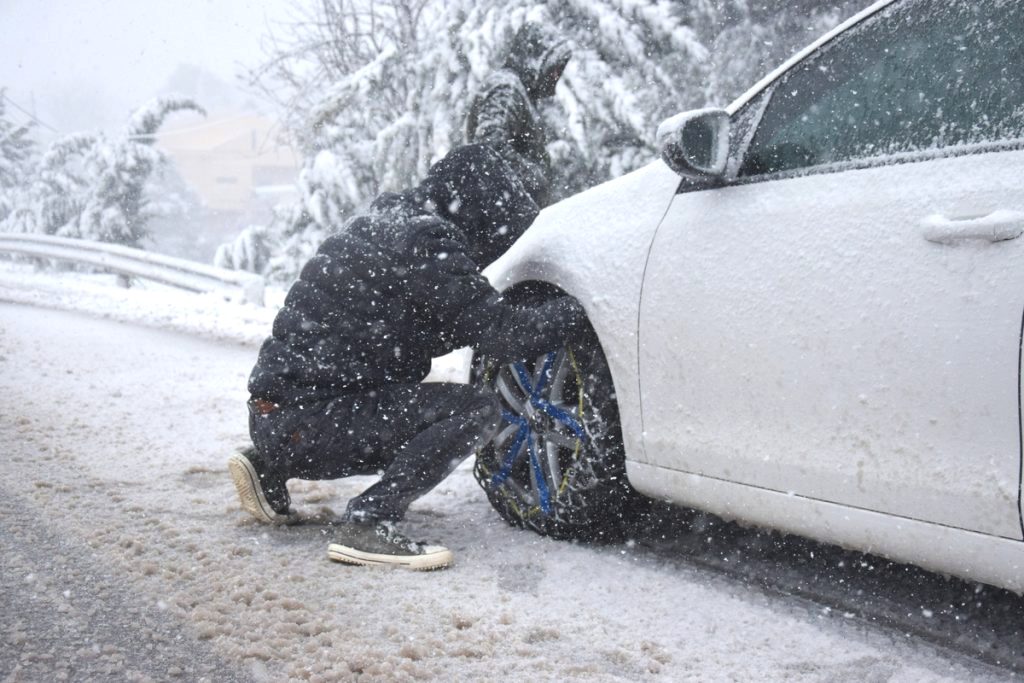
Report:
0,0,295,136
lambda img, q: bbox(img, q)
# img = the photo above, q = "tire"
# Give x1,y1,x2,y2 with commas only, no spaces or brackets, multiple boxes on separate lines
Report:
473,317,647,542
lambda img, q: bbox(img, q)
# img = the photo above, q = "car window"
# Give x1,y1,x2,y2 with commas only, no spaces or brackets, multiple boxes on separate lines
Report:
739,0,1024,177
727,88,769,177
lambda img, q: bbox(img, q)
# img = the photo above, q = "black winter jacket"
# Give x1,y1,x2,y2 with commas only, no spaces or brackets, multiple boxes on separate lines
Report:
249,146,587,406
466,23,571,208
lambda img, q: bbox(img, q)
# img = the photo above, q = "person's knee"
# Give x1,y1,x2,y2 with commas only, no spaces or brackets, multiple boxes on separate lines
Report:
468,385,503,432
440,383,499,425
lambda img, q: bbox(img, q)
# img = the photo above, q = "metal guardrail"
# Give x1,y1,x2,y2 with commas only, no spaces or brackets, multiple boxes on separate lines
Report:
0,233,265,305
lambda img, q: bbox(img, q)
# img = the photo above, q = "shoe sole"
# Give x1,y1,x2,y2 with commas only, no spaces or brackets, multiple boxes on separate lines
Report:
327,543,453,571
228,453,288,524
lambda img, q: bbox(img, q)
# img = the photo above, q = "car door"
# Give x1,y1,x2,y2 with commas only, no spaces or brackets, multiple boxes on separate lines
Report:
638,0,1024,538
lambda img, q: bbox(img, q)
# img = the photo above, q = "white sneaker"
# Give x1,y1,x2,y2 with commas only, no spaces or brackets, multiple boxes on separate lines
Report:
228,448,292,524
327,520,453,570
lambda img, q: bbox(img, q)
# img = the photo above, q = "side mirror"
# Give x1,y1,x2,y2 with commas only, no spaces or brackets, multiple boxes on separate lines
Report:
656,108,730,180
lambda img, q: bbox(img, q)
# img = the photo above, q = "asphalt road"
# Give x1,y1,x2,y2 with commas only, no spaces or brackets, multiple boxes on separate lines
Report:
0,302,1018,682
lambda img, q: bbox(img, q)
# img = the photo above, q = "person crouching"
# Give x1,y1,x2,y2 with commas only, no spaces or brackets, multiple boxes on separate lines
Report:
229,144,586,569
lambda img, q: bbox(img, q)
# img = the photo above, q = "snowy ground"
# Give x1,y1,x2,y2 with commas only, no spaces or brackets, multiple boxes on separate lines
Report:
0,263,1016,681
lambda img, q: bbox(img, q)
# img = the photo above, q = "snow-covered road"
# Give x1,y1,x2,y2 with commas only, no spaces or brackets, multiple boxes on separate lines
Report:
0,302,1012,682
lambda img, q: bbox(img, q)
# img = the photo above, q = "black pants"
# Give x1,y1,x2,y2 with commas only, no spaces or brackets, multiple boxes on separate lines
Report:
249,383,502,521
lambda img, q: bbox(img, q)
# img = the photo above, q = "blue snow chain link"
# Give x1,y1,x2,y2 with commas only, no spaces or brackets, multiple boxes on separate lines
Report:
490,352,588,515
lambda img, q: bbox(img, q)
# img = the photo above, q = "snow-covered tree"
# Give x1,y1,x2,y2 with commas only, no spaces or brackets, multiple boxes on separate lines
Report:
3,97,205,248
75,97,206,246
214,224,272,274
20,134,95,237
247,0,861,281
0,90,37,224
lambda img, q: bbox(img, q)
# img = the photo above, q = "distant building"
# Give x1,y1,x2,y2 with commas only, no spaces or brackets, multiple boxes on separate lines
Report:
156,114,300,213
148,113,301,263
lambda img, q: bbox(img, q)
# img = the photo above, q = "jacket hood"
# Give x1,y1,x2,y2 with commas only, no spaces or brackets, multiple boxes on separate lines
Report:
504,23,571,100
421,144,539,265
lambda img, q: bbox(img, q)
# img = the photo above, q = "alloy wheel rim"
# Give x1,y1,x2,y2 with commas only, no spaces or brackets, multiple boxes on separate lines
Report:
489,350,587,516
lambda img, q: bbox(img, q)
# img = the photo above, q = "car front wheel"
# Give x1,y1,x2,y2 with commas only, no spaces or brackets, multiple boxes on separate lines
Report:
473,322,646,541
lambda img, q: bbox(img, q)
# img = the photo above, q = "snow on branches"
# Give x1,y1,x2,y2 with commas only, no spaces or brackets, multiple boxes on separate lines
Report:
240,0,861,282
1,97,205,248
0,91,37,224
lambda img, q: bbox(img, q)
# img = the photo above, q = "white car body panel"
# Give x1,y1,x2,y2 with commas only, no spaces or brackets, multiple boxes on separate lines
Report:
485,160,682,465
627,461,1024,594
639,147,1024,540
484,0,1024,592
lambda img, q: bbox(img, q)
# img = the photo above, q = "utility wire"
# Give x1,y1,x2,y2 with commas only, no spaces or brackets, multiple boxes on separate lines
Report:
3,91,285,154
1,92,61,134
124,114,251,141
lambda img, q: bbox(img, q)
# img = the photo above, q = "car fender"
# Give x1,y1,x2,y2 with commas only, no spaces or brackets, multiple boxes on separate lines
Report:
484,159,682,464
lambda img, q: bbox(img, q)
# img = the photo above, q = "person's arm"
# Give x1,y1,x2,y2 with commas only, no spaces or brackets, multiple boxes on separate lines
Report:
470,82,526,148
414,216,588,362
449,279,589,364
481,294,588,364
466,82,548,205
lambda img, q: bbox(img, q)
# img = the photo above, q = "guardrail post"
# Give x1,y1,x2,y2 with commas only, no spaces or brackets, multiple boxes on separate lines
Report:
241,276,265,306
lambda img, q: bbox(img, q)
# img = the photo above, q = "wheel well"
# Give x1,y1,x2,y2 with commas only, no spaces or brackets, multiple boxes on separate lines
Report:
498,279,617,398
475,280,647,540
498,280,571,306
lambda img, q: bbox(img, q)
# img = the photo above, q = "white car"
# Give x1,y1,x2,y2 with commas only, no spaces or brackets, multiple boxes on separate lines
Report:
473,0,1024,593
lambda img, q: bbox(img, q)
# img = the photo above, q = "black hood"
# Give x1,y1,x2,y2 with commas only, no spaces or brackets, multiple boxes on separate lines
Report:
504,23,571,100
420,144,539,265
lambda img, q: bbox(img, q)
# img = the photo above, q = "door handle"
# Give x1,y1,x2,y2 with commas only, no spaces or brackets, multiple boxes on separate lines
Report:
922,210,1024,245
